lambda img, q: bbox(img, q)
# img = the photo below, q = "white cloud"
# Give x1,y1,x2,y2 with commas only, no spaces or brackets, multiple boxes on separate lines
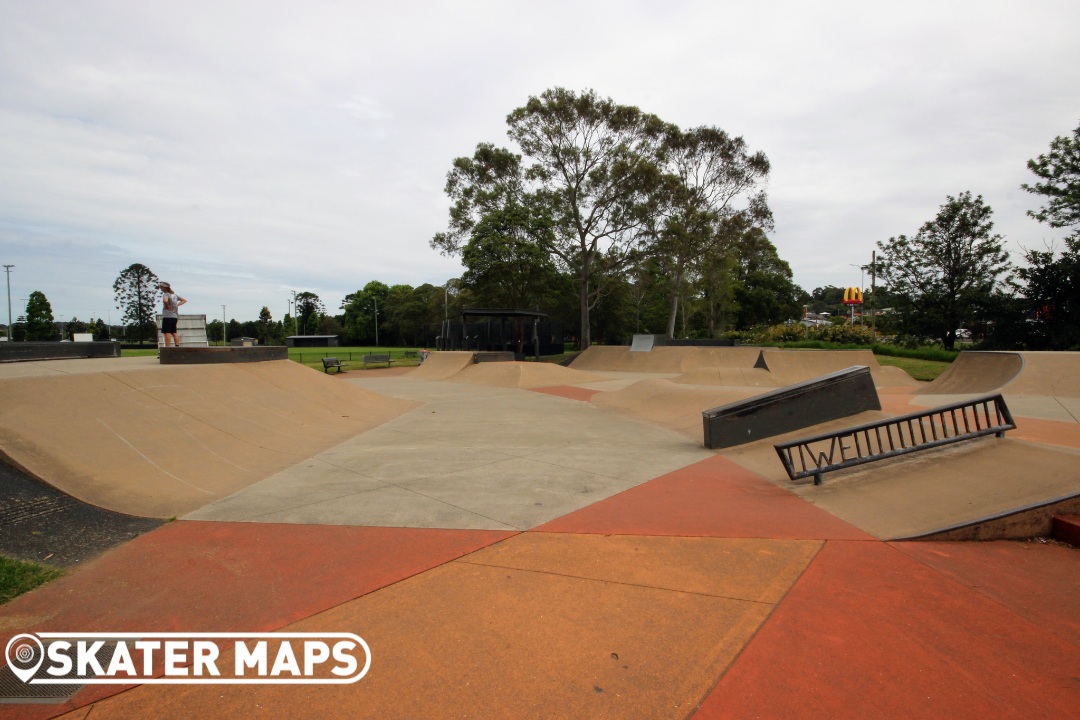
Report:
0,0,1076,322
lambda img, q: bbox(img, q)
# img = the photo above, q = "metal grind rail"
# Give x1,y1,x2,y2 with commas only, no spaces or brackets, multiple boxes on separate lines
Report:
774,394,1016,485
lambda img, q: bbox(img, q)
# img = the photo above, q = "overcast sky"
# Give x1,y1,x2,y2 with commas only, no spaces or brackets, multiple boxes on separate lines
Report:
1,0,1077,326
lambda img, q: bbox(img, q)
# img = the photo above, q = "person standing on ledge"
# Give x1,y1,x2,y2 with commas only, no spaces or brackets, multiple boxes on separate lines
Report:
158,281,187,347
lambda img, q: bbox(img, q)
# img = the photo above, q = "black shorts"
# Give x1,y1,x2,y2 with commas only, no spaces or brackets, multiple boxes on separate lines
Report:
162,317,178,334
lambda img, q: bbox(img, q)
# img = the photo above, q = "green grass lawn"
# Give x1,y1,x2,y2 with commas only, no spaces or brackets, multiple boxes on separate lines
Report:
0,555,63,605
876,354,950,382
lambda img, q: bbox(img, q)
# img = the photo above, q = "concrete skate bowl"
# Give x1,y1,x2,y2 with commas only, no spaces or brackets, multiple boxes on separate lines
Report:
756,348,918,388
0,361,417,518
408,351,476,380
449,361,606,389
591,378,764,440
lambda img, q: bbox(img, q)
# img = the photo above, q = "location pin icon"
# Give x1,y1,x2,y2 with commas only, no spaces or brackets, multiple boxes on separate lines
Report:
5,634,45,684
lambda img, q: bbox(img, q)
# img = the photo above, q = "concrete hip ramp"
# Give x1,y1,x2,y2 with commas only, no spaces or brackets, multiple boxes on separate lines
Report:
0,360,417,518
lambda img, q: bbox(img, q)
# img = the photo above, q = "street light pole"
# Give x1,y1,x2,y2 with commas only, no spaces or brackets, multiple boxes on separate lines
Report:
290,291,298,337
849,263,865,324
3,264,12,341
222,305,227,346
373,297,379,347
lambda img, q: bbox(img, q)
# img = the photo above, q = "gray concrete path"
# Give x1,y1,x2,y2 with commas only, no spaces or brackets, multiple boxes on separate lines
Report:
187,377,712,530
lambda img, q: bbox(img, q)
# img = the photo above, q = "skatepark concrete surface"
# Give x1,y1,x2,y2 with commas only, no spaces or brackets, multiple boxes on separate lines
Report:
0,348,1078,718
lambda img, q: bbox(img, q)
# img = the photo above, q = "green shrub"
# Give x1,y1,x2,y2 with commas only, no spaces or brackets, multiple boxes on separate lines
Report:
755,323,807,343
807,324,876,345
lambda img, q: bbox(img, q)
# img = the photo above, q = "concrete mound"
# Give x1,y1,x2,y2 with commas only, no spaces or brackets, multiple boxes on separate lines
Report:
450,362,605,389
0,361,417,518
408,351,476,380
672,367,780,387
592,378,763,439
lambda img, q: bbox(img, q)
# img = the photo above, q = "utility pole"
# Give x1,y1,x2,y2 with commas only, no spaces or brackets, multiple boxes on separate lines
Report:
3,264,12,341
870,250,877,334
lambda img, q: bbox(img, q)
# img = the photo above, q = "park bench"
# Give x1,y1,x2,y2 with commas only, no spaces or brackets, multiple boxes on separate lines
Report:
362,353,395,368
321,357,348,374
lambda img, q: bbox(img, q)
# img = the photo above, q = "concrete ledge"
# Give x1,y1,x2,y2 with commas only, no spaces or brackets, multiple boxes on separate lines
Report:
159,346,288,364
899,493,1080,542
702,366,880,449
0,341,121,362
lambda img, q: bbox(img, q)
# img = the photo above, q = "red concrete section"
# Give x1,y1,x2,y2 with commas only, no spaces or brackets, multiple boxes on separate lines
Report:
536,455,872,540
0,521,513,720
53,536,785,720
693,540,1080,719
893,539,1080,646
530,385,601,402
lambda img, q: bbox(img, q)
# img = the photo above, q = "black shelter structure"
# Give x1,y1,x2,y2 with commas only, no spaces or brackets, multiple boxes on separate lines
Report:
435,309,564,359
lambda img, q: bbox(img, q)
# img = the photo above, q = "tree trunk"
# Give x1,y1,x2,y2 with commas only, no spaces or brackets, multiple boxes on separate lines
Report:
579,275,591,350
666,267,684,339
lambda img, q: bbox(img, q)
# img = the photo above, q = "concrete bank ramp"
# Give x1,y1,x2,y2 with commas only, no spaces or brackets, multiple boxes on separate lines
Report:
571,345,918,388
722,418,1080,540
408,351,476,380
571,345,761,373
0,361,417,518
449,361,605,389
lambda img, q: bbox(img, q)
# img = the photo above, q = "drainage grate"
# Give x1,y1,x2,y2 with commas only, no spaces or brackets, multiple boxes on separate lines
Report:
0,640,117,704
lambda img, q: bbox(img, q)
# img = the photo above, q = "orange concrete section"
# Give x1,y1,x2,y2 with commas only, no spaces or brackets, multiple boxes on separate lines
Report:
0,361,417,517
917,351,1024,395
53,533,816,720
0,521,513,719
407,350,475,380
692,540,1080,719
536,455,873,540
530,385,601,402
892,539,1080,646
1010,415,1080,448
